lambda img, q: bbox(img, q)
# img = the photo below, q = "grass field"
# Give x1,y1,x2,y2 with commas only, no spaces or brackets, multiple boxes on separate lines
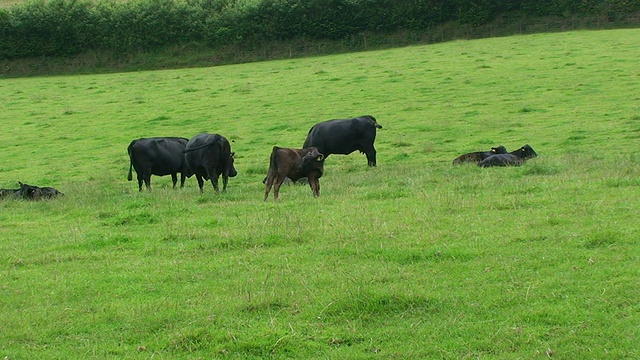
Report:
1,29,639,359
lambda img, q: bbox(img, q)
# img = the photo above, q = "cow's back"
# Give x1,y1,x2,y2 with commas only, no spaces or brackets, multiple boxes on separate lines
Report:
185,133,233,176
478,154,524,167
303,116,374,155
130,137,189,174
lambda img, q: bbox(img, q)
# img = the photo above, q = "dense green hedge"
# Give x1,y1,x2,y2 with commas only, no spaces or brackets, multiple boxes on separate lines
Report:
1,0,638,59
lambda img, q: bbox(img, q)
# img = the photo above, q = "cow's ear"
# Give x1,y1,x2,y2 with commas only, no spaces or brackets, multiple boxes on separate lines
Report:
230,152,235,157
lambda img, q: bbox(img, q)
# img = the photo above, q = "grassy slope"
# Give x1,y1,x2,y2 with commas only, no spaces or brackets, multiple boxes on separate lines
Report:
0,29,638,359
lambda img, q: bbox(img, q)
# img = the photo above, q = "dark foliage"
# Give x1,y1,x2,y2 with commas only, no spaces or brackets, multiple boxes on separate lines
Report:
1,0,638,59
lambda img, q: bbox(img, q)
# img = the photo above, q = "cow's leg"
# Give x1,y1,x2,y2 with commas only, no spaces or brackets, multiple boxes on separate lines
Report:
364,146,377,166
195,174,205,193
208,170,219,193
137,175,144,191
171,173,178,188
144,175,151,191
309,177,321,197
179,173,186,188
264,175,274,201
222,174,228,192
273,176,285,201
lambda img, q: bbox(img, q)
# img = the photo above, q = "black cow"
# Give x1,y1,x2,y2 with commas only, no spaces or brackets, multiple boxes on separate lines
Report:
478,144,538,167
303,115,382,166
127,137,192,191
264,146,325,201
453,145,508,164
1,182,63,200
0,187,19,198
184,133,237,193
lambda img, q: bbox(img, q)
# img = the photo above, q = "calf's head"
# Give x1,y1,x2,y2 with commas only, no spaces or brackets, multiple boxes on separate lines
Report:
517,145,538,159
298,148,325,175
491,146,507,154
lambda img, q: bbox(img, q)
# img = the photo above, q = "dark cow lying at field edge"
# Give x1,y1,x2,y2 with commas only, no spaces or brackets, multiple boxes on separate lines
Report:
303,115,382,166
184,133,237,193
264,146,325,201
127,137,193,191
452,145,508,164
0,187,18,198
478,144,538,167
1,182,63,200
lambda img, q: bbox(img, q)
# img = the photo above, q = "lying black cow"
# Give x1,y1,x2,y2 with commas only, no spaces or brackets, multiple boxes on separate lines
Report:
1,182,63,200
0,187,19,198
303,115,382,166
264,146,325,201
184,133,237,193
478,144,538,167
453,145,507,164
127,137,192,191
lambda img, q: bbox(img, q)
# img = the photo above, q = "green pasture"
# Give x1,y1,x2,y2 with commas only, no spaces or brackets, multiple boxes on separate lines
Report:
1,29,639,359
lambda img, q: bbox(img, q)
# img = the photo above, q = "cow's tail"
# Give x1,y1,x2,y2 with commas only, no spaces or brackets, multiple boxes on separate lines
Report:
127,143,134,181
265,146,280,183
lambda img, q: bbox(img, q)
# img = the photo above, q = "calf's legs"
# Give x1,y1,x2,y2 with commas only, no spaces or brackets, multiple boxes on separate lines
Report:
308,177,321,197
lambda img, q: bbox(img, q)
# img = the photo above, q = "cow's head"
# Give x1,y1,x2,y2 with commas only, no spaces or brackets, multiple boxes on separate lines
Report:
228,152,238,177
299,147,325,175
18,182,42,200
518,145,538,159
363,115,382,129
491,145,507,154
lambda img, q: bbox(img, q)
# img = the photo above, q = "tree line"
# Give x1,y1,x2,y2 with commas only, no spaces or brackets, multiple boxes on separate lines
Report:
1,0,638,59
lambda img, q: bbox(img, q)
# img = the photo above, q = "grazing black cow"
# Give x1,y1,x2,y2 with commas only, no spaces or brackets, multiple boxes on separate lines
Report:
264,146,325,201
184,133,237,193
127,137,192,191
478,144,538,167
303,115,382,166
452,145,508,164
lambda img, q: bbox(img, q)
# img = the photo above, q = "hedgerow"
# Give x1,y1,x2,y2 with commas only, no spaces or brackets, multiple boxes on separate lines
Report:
0,0,638,59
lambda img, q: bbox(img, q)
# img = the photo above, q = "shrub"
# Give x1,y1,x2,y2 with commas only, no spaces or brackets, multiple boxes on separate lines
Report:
1,0,638,59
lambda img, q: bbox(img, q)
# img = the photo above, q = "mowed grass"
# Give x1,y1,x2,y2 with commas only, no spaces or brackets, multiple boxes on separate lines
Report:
1,29,639,359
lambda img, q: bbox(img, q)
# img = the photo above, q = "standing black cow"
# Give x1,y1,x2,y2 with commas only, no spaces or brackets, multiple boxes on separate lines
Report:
452,146,508,164
478,144,538,167
303,115,382,166
264,146,325,201
184,133,237,193
127,137,193,191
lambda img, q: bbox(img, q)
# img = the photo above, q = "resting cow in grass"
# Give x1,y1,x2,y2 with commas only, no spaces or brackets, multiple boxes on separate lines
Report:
127,137,192,191
452,145,508,164
0,187,19,198
264,146,325,201
303,115,382,167
478,144,538,167
184,133,237,193
1,182,63,200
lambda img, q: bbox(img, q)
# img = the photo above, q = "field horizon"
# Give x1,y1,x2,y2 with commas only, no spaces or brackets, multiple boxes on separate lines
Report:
1,29,638,359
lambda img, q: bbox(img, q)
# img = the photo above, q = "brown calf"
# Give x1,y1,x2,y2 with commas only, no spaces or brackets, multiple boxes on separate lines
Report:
264,146,325,201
